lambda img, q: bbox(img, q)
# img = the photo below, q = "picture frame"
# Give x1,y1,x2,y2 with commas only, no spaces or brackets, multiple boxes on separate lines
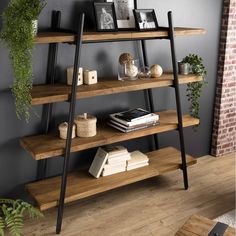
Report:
106,0,137,30
94,2,118,32
133,9,159,31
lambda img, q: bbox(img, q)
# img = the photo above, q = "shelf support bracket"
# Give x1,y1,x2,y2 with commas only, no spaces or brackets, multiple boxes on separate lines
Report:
168,11,189,190
56,13,85,234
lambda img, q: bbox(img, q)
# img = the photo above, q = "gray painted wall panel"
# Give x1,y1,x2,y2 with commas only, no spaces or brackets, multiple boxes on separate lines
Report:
0,0,222,195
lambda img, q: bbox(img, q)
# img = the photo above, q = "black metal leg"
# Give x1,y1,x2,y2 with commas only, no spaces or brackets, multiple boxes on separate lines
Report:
56,13,85,234
37,11,61,180
140,40,159,150
168,11,188,190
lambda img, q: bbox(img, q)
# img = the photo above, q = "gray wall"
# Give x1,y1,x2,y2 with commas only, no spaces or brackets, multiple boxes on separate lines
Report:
0,0,222,196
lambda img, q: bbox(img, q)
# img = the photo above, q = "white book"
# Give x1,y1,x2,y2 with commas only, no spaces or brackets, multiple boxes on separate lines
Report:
107,154,131,164
127,151,149,166
89,148,109,178
103,163,127,171
102,167,126,177
127,162,149,171
110,113,159,127
104,146,128,158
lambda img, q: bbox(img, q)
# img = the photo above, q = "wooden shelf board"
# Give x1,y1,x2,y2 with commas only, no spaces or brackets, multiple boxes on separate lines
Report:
20,110,199,160
34,27,206,44
26,146,197,211
31,74,202,105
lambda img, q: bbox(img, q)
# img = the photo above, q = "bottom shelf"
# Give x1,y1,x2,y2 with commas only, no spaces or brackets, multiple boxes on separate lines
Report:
27,147,197,211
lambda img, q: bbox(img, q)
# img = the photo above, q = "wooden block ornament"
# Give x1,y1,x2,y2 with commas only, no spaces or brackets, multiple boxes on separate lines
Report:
84,70,98,85
67,67,83,86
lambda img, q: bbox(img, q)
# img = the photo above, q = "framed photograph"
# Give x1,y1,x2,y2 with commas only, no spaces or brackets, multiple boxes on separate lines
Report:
133,9,159,31
106,0,137,30
94,2,118,32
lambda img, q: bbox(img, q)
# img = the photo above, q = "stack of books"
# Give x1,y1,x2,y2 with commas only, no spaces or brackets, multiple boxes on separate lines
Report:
127,151,149,171
89,146,131,178
108,108,159,133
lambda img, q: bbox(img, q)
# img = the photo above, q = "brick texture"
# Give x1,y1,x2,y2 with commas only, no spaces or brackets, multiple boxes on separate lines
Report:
211,0,236,156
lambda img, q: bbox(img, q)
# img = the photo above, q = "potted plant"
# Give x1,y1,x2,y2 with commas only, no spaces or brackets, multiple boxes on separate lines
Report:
181,54,207,121
0,198,43,236
0,0,46,122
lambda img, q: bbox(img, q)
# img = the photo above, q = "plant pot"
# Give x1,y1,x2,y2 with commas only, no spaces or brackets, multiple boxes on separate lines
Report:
32,20,38,36
178,62,190,75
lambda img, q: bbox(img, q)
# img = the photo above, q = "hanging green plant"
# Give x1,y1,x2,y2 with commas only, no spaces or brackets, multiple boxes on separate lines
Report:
0,198,43,236
181,54,207,120
0,0,45,121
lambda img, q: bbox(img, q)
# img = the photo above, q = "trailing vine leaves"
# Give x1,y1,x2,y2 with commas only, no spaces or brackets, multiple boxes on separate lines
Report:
182,54,207,122
0,199,43,236
0,0,45,122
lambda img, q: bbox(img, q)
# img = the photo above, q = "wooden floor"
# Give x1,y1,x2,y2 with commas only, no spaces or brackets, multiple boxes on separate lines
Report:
22,153,235,236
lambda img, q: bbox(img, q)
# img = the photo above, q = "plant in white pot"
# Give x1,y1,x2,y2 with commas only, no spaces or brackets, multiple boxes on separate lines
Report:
0,198,43,236
1,0,46,121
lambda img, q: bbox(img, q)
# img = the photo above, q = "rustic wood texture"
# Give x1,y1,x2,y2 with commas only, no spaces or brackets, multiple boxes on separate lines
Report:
31,73,202,105
175,215,236,236
27,147,197,211
22,153,235,236
20,110,199,160
34,27,206,44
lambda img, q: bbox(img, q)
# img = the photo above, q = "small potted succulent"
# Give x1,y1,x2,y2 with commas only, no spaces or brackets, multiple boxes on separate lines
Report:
0,0,46,122
0,198,43,236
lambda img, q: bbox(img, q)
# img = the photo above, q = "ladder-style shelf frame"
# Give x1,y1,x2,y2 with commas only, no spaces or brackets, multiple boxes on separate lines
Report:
22,8,206,234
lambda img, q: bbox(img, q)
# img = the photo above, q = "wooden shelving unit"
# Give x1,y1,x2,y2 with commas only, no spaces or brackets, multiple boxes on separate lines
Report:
31,73,202,105
34,27,206,44
21,9,206,234
27,147,196,211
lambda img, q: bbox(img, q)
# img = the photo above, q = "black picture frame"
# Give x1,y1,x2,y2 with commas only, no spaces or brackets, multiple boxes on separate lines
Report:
94,2,118,32
106,0,137,30
133,9,159,31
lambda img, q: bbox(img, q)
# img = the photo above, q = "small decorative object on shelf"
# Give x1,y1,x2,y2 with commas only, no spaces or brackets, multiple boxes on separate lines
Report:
133,9,159,31
119,53,134,65
94,2,118,32
59,122,76,140
67,67,83,86
75,113,97,138
150,64,163,78
138,66,151,79
83,70,98,85
118,59,139,81
178,61,190,75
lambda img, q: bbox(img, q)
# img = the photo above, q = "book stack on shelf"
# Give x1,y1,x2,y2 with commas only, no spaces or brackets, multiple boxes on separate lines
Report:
108,108,159,133
127,151,149,171
89,146,150,178
89,146,131,178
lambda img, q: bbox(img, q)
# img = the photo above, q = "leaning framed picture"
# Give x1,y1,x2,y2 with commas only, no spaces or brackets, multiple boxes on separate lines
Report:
94,2,118,32
133,9,159,31
106,0,137,30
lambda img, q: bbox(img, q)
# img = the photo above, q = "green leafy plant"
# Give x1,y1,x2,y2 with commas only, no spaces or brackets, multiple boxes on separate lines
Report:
0,199,43,236
0,0,45,121
181,54,207,120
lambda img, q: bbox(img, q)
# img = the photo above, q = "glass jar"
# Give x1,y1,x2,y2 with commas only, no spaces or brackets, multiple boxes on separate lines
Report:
118,59,139,81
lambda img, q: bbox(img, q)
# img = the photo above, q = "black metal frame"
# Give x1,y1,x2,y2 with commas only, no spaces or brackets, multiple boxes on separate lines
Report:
36,10,189,234
168,11,188,189
56,13,85,234
37,11,61,180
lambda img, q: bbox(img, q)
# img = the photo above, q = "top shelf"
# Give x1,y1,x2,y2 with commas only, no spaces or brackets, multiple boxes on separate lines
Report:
34,27,206,44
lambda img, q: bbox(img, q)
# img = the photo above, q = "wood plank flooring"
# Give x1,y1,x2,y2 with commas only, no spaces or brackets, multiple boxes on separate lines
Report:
22,153,235,236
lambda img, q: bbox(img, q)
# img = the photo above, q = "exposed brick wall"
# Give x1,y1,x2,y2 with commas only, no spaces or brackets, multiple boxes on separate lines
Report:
211,0,236,156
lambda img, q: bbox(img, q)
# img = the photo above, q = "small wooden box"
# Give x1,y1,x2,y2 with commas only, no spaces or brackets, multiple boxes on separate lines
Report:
84,70,98,85
67,67,83,86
